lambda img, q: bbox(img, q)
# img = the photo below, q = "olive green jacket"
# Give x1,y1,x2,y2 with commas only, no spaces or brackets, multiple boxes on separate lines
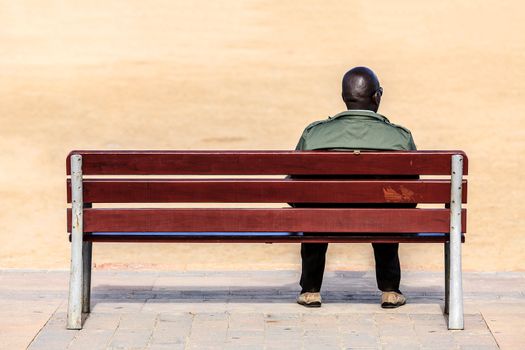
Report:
295,110,416,151
291,109,417,208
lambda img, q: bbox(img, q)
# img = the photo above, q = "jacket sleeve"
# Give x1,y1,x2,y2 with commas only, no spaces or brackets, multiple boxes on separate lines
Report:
408,133,418,207
408,133,417,151
295,131,307,151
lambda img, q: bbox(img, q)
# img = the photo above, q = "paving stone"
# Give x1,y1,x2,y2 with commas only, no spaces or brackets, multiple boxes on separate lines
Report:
186,338,228,349
186,345,226,350
303,335,341,345
228,312,265,330
264,340,303,349
147,344,185,350
81,312,121,330
143,299,230,313
380,335,421,347
478,310,525,348
340,326,378,336
153,320,191,341
67,329,114,350
225,333,265,348
91,300,146,313
342,333,381,348
28,329,78,350
226,302,299,313
303,329,340,338
108,329,153,349
40,311,68,327
383,345,420,350
453,333,499,348
118,312,158,330
227,329,265,342
158,312,192,322
225,344,263,350
377,324,417,338
150,332,187,346
418,335,457,349
155,320,192,337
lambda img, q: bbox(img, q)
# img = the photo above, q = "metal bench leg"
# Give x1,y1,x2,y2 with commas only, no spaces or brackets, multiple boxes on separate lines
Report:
82,241,92,314
67,155,84,330
448,155,464,330
444,241,450,314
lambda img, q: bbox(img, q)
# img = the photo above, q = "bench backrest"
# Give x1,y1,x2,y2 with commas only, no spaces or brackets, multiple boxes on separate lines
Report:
66,151,467,239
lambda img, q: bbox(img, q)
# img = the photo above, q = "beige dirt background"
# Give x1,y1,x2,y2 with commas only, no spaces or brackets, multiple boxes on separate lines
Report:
0,1,523,271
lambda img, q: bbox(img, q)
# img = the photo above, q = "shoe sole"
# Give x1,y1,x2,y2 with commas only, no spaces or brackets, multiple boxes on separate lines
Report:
381,300,406,309
297,301,322,308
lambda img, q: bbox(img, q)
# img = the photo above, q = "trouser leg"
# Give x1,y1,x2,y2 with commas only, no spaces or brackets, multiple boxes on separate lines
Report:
82,241,92,313
300,242,328,293
372,243,401,292
444,242,450,314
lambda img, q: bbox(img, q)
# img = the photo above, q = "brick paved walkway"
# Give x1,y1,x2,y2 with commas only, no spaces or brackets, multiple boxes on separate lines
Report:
1,270,523,349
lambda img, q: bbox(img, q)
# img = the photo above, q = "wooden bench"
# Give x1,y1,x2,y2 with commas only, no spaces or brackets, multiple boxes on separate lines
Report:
66,150,468,330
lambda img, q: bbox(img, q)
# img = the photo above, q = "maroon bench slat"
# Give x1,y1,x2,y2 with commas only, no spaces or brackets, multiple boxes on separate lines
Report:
80,233,465,244
66,151,469,175
67,179,468,204
67,208,467,233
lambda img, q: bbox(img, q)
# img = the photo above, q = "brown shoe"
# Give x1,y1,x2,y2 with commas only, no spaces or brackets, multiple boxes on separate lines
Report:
297,292,322,307
381,291,406,308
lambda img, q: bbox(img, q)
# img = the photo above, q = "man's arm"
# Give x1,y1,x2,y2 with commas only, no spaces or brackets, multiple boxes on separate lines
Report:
287,130,308,207
406,133,418,208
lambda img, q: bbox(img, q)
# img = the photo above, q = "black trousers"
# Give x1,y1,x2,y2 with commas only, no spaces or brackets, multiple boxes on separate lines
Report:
300,242,401,293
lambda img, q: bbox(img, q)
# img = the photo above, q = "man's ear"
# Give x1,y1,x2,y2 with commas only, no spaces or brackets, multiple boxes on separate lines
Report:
373,90,382,106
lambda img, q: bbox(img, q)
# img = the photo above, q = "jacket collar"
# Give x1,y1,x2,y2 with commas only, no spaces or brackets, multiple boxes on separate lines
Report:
330,109,390,123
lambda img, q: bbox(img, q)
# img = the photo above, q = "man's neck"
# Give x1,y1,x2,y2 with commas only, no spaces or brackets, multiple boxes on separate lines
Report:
345,104,378,112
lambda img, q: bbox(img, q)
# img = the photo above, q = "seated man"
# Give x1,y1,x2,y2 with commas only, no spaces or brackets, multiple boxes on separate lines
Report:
294,66,417,308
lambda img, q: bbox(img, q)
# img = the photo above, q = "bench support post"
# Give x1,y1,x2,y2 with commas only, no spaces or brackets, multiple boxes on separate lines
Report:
448,154,464,330
67,155,84,329
444,241,450,314
82,240,92,314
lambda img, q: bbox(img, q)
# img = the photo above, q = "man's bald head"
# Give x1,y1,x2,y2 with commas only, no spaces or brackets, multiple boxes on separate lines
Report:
341,67,382,112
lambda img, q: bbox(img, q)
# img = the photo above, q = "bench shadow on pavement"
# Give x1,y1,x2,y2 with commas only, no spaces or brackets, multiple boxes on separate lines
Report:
90,283,445,307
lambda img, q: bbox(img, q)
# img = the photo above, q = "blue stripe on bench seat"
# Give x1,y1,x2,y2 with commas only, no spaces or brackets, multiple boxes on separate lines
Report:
90,232,447,236
77,232,462,243
92,232,299,236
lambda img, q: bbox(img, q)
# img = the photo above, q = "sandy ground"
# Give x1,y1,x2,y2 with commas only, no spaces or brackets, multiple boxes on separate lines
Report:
0,1,524,271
